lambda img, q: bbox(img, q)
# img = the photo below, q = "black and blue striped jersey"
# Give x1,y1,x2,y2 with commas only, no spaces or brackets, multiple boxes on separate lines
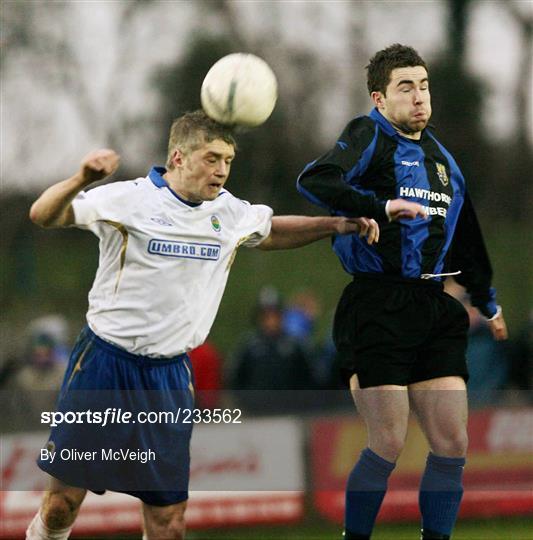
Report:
297,108,498,318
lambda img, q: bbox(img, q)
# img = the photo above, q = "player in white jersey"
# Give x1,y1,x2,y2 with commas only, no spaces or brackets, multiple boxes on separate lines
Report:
26,111,380,540
71,166,275,357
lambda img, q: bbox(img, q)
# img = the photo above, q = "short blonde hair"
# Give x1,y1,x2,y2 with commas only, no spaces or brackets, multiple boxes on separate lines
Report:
166,110,237,170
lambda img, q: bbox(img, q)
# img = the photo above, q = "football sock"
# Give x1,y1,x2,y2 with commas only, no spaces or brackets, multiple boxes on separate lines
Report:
26,512,72,540
420,528,450,539
419,452,465,538
344,447,396,538
343,530,371,539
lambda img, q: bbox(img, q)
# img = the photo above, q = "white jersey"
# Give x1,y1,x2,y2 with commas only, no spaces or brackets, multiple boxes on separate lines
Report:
71,167,273,357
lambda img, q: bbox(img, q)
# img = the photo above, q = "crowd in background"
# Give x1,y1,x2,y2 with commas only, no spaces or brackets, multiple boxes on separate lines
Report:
1,283,531,428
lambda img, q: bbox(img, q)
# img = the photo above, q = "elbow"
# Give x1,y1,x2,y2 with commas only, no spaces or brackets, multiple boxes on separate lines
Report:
296,173,311,194
256,233,279,251
256,239,274,251
296,174,330,211
29,202,45,227
29,203,54,228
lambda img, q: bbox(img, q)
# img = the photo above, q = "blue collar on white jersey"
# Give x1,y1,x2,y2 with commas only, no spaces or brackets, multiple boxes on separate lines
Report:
148,166,202,207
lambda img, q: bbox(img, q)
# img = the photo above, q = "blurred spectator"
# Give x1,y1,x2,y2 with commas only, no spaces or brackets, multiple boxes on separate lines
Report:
4,315,69,430
507,311,533,403
283,289,321,343
446,281,509,406
283,288,330,386
318,331,345,389
189,341,223,409
309,315,355,411
464,301,509,406
229,286,318,414
0,315,69,386
12,315,69,390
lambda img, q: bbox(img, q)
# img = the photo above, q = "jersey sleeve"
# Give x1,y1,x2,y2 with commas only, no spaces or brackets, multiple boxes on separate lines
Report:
449,190,498,318
235,201,274,248
297,116,387,220
71,181,134,230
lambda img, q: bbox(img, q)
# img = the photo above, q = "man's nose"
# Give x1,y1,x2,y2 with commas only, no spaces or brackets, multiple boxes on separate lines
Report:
216,161,228,176
413,90,424,104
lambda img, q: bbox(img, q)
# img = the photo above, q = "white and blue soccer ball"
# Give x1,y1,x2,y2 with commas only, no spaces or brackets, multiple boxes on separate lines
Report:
201,53,278,127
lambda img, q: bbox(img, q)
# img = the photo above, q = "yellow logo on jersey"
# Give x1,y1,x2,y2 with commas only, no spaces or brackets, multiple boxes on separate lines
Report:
211,215,221,232
436,163,449,186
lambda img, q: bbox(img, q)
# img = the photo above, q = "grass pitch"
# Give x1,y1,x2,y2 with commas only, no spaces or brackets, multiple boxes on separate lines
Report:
181,517,533,539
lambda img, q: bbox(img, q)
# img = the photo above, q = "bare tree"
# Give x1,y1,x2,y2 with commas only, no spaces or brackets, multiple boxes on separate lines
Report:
1,1,158,183
504,0,533,147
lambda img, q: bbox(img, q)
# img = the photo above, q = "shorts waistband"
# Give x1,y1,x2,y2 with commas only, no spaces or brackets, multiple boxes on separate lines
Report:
85,326,189,366
352,272,444,290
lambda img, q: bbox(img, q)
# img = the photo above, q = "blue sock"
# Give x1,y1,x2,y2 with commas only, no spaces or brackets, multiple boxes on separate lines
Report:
419,453,466,536
345,447,396,537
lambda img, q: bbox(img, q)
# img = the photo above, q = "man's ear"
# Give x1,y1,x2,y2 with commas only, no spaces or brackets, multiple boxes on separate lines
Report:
170,148,185,168
371,91,385,109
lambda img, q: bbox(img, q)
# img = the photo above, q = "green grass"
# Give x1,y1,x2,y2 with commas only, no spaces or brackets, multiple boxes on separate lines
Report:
106,517,533,539
186,518,533,539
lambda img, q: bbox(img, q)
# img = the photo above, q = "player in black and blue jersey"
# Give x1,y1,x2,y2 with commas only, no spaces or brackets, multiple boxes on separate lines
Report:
298,44,508,540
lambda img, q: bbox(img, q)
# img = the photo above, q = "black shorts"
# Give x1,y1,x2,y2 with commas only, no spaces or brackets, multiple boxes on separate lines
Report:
333,273,470,388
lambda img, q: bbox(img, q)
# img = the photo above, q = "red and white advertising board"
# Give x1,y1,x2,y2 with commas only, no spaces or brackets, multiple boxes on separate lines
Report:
311,408,533,523
1,418,304,538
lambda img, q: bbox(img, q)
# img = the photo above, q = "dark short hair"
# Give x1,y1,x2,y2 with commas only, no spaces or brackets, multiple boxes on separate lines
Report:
366,44,427,95
166,110,237,170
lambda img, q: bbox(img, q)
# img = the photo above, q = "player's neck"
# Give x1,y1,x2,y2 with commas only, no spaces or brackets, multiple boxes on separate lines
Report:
163,171,202,204
379,110,422,140
396,128,422,140
388,119,422,140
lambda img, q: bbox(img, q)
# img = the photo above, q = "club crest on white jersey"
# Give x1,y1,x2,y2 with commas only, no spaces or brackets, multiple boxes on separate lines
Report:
211,215,221,232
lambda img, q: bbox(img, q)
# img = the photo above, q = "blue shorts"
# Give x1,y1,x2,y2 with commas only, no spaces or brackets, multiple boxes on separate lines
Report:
38,326,194,506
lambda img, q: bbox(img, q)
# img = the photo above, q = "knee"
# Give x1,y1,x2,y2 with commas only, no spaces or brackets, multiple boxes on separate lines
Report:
432,430,468,457
146,509,186,540
370,430,406,461
162,515,186,540
383,433,406,460
41,492,79,530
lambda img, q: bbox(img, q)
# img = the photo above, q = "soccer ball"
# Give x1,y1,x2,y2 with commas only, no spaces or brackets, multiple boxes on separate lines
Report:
201,53,278,127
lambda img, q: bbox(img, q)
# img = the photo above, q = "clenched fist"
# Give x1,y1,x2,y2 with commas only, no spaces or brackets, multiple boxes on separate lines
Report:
386,198,427,221
488,308,508,341
335,217,380,244
80,149,120,185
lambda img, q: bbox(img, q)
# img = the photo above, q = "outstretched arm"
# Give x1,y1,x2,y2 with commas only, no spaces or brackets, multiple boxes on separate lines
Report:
256,215,379,251
29,149,120,228
450,191,508,341
299,166,427,222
